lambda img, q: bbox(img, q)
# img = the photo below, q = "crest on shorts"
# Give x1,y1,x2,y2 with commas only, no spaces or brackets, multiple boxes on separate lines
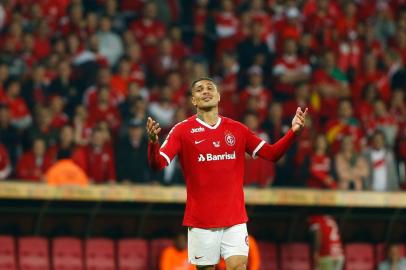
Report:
245,235,249,246
224,131,235,146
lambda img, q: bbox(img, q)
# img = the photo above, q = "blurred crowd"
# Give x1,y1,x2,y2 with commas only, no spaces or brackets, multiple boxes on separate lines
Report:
0,0,405,190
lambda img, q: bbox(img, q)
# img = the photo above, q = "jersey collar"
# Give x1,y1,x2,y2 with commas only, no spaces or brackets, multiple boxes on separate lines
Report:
195,116,222,130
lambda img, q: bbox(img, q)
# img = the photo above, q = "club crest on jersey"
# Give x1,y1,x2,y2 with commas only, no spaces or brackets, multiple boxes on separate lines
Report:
224,131,235,146
191,127,205,133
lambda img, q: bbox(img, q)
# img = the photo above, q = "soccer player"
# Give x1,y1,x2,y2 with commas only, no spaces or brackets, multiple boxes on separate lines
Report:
147,77,307,270
308,215,344,270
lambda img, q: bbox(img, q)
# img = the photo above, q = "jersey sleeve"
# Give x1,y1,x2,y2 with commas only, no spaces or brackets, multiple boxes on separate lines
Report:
159,124,182,164
244,127,266,158
148,123,182,171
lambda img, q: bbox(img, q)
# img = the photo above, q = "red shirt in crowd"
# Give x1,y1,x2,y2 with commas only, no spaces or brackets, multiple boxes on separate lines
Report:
307,154,336,189
130,18,166,62
239,86,272,122
0,95,31,122
77,145,116,183
214,11,239,58
16,151,53,181
148,115,296,228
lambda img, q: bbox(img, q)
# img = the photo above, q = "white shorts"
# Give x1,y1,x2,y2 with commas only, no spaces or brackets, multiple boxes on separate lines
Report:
188,223,249,266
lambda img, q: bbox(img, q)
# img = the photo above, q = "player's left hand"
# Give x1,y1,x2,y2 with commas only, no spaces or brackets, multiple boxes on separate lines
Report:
291,107,308,133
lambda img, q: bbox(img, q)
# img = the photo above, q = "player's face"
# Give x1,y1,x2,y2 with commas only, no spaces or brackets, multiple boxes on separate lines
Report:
191,80,220,110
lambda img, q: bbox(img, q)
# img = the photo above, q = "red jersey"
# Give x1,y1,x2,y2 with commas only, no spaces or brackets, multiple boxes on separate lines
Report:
307,154,336,189
149,115,296,228
308,215,343,258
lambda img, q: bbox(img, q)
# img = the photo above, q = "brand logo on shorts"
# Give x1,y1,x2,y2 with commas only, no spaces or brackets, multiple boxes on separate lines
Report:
197,151,236,162
225,131,235,146
191,127,205,133
245,235,249,246
194,256,204,260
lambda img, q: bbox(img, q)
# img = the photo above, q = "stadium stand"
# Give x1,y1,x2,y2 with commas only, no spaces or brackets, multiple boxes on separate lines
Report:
0,235,17,270
279,243,311,270
117,238,149,270
85,238,116,270
52,237,84,270
18,236,50,270
344,243,374,270
257,241,278,270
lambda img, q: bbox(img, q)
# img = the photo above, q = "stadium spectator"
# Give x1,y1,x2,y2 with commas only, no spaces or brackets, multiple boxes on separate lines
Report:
87,86,122,133
353,53,391,102
102,0,126,33
239,66,272,121
96,16,124,67
214,0,239,59
23,106,58,149
312,50,350,123
125,42,146,87
306,134,337,189
364,130,400,191
111,57,133,100
21,64,49,112
237,20,269,73
115,119,150,184
272,38,311,101
16,138,51,181
308,215,344,270
79,127,116,184
149,38,180,82
48,60,80,117
129,1,166,63
243,112,274,187
49,96,69,129
45,159,89,186
217,52,239,118
324,99,364,154
364,99,398,147
160,233,194,270
46,125,82,165
0,104,21,166
354,83,379,127
148,87,176,131
335,135,369,190
0,78,32,130
378,244,406,270
0,142,11,179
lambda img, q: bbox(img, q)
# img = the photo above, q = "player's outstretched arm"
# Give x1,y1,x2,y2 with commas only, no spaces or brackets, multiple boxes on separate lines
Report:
146,117,167,171
256,107,308,162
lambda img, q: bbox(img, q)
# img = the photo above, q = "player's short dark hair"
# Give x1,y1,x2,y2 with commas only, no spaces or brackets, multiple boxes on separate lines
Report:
191,77,218,90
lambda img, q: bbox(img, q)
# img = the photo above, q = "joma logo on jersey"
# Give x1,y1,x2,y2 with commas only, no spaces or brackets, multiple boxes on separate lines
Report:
191,127,205,133
198,151,236,162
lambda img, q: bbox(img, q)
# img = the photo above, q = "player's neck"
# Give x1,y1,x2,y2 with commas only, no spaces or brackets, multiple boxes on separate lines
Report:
196,108,219,126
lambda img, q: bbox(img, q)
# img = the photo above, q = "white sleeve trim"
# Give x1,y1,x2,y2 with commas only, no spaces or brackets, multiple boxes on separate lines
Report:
159,151,171,165
252,140,266,159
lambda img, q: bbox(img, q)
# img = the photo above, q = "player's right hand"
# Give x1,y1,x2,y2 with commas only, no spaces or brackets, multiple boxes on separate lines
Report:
146,117,161,143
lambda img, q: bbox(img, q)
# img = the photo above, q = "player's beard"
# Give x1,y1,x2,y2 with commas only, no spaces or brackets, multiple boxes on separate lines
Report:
197,100,219,111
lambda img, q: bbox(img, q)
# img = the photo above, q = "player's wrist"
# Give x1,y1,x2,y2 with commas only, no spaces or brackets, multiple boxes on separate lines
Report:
149,133,158,143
